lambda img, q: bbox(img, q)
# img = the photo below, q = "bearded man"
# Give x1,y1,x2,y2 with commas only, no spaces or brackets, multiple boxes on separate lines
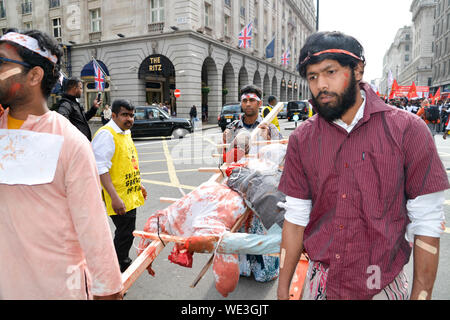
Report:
277,31,449,300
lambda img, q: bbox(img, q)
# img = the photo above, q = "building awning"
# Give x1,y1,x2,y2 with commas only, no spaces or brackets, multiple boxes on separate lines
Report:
81,60,110,77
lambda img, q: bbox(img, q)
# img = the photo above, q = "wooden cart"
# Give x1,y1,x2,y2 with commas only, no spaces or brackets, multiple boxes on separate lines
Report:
121,103,309,299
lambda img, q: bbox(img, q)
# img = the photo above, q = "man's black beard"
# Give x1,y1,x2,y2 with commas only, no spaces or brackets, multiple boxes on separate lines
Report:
311,73,358,122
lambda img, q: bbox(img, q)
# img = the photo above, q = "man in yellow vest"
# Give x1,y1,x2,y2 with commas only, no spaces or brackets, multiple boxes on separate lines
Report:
92,99,148,272
261,95,280,130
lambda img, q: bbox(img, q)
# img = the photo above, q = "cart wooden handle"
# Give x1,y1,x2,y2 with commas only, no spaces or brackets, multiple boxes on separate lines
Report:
121,240,164,294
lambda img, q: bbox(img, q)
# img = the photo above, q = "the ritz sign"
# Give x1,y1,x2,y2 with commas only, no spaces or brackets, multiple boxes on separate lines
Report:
148,56,163,72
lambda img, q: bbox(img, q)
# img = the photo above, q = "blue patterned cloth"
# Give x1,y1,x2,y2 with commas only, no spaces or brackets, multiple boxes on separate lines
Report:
237,213,280,282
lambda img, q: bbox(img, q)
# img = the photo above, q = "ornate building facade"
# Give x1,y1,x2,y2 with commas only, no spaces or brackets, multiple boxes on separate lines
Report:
0,0,317,121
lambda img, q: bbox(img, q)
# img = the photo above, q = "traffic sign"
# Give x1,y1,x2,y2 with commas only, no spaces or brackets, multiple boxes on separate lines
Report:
174,89,181,98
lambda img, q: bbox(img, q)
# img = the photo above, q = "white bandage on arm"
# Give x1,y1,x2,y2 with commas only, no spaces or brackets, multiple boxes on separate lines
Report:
279,196,312,227
405,191,446,243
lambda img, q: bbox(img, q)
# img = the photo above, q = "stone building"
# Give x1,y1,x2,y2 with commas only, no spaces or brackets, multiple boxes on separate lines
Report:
0,0,316,121
380,0,437,94
432,0,450,94
380,26,413,94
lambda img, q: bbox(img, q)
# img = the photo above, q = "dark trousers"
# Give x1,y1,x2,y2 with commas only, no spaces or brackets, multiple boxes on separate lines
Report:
110,209,136,270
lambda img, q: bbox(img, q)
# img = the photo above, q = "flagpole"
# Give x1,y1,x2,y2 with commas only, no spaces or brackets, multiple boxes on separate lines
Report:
92,56,108,78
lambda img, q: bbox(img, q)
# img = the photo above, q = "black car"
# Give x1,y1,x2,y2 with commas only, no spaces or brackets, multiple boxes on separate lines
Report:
131,106,193,138
218,103,243,132
287,100,309,121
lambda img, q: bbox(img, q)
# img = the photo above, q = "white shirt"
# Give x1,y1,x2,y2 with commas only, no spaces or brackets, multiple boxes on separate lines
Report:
91,120,131,175
284,92,445,241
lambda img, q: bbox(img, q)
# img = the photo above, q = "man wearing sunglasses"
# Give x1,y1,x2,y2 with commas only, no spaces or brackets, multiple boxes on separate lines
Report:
0,30,123,300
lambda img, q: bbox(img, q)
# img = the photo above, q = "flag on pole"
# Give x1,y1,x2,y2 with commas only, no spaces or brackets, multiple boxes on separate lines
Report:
281,48,291,66
389,79,399,100
238,22,253,48
265,37,275,58
434,88,441,104
407,82,418,100
93,58,106,92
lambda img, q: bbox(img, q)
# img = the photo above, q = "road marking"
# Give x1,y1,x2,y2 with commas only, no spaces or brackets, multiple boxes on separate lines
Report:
162,140,180,187
445,228,450,234
140,156,217,164
141,178,196,191
445,200,450,206
141,169,199,176
138,151,166,155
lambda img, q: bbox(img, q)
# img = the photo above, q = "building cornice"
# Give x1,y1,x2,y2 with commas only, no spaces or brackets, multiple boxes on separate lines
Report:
69,30,301,78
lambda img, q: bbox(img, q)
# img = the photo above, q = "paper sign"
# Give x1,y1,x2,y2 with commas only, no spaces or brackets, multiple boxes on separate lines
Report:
0,129,64,185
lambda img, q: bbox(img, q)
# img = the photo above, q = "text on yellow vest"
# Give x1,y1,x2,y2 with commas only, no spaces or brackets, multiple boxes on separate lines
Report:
94,125,144,216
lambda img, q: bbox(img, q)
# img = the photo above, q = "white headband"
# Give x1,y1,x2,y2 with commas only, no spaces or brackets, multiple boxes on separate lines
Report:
0,32,58,64
241,93,261,102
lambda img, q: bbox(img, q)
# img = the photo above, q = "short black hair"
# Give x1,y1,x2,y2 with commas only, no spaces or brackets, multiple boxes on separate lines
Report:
112,99,135,115
240,84,262,99
1,30,63,98
268,96,277,104
299,31,365,78
64,77,82,92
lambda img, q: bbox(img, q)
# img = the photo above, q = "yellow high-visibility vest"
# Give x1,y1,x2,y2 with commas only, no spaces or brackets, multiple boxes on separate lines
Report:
261,106,280,130
94,125,144,216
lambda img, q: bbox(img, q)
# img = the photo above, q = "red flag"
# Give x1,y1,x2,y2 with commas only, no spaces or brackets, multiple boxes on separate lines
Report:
389,79,399,99
407,82,418,99
434,88,441,104
376,91,380,97
429,92,434,104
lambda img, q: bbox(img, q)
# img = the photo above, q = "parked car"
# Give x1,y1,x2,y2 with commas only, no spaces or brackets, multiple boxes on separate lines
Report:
218,103,243,132
131,106,193,138
287,100,309,121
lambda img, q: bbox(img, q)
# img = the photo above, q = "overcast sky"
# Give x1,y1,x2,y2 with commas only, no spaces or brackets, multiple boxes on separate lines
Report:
318,0,413,83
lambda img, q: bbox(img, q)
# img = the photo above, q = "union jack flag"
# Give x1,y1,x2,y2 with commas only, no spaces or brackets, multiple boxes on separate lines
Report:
93,59,106,91
238,22,253,48
281,48,291,66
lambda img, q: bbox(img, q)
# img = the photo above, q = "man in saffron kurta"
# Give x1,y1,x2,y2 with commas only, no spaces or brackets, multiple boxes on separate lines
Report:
0,30,123,299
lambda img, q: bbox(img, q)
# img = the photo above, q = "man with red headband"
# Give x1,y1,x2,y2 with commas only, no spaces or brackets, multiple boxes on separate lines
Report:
0,30,122,299
223,84,282,159
277,31,448,300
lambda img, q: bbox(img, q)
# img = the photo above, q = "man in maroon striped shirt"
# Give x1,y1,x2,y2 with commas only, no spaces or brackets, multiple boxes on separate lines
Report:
277,31,449,300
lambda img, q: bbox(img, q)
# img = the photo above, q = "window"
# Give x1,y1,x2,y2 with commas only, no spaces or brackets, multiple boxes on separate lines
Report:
52,18,62,39
240,0,246,17
405,54,409,62
49,0,60,8
205,3,212,28
150,0,164,23
224,15,230,36
22,0,32,14
0,0,5,18
90,8,101,33
405,44,410,51
23,22,32,30
225,0,231,7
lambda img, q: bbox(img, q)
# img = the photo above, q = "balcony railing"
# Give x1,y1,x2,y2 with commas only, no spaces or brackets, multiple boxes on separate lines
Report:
148,22,164,33
22,2,32,14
